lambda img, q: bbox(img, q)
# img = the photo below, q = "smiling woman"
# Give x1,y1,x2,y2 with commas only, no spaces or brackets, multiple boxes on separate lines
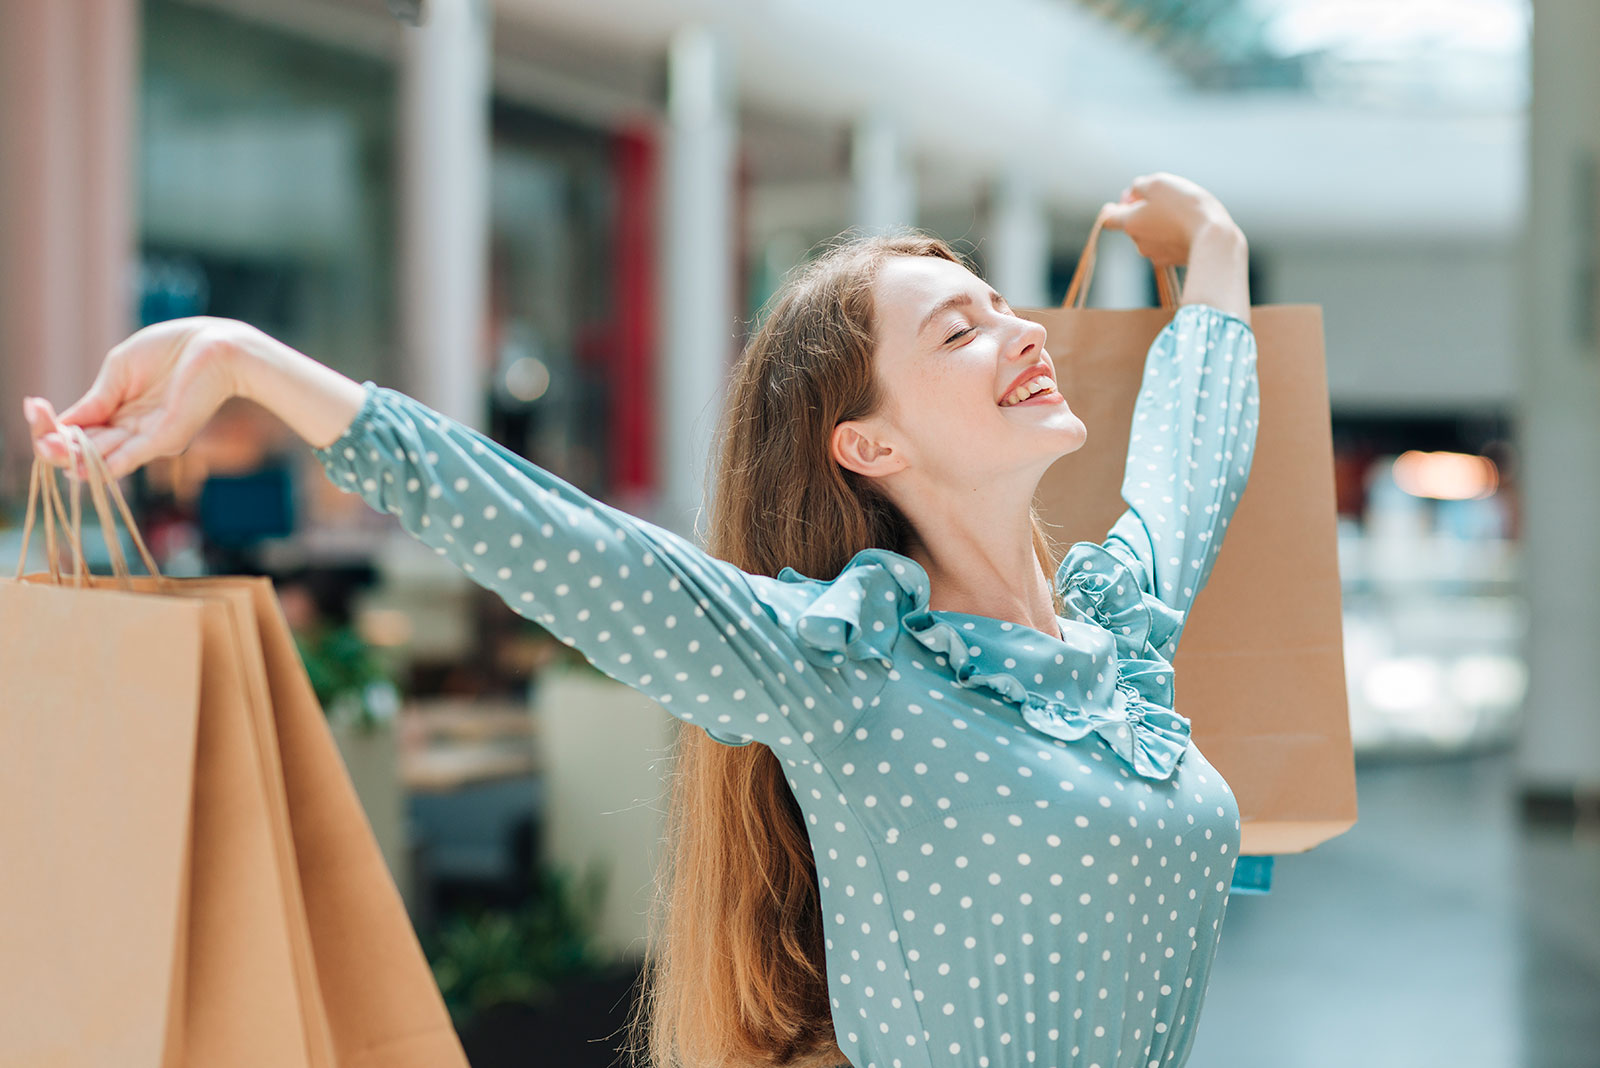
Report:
827,251,1089,633
27,174,1257,1068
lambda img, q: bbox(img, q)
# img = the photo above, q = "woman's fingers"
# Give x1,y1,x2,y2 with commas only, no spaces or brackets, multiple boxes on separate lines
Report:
57,390,116,430
53,423,147,481
75,425,134,473
57,361,125,428
1100,199,1139,230
25,396,81,459
24,396,137,478
23,397,69,463
97,430,154,481
23,395,54,433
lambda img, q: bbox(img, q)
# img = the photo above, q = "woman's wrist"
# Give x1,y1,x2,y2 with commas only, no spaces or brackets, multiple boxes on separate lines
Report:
1179,219,1251,326
231,328,369,450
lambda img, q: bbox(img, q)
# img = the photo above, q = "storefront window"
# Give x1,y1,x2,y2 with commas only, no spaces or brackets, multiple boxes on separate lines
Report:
139,1,397,384
1332,413,1524,756
486,104,618,500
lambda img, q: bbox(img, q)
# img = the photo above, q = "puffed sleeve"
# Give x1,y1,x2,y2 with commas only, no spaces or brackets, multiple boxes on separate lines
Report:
1056,302,1260,660
310,382,894,751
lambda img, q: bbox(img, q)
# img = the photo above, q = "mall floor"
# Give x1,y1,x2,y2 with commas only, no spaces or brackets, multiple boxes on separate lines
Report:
1188,746,1600,1068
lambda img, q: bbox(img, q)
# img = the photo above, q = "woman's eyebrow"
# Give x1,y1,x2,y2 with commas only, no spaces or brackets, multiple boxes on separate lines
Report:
918,289,1008,337
918,293,974,336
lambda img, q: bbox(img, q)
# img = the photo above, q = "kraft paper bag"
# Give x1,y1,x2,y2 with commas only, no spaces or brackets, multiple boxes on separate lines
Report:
0,432,467,1067
1023,204,1357,855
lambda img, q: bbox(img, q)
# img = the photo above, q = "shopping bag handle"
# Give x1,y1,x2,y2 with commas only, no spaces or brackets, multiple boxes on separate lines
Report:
1061,200,1184,311
16,455,66,585
14,426,169,592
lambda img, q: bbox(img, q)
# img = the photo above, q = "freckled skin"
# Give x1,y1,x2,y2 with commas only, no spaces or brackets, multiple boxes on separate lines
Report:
315,302,1259,1068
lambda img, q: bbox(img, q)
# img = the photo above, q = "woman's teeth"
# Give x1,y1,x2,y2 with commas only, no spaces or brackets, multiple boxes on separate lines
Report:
1000,375,1056,407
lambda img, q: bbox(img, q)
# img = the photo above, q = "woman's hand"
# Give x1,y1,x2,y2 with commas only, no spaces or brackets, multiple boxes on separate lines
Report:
22,316,256,481
1099,172,1240,267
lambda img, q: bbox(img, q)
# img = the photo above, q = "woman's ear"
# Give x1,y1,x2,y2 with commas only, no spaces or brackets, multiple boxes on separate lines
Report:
831,419,905,479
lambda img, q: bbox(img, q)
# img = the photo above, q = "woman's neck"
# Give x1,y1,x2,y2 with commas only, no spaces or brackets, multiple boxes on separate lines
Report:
900,492,1060,641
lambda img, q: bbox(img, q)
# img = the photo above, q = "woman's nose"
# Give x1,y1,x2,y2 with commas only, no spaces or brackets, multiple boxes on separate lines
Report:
1009,318,1046,361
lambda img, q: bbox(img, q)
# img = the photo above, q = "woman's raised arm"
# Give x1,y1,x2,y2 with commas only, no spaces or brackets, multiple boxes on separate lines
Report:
1060,198,1258,662
1059,300,1260,662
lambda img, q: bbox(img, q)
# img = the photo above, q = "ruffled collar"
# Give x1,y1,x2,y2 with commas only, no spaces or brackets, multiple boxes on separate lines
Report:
775,546,1193,781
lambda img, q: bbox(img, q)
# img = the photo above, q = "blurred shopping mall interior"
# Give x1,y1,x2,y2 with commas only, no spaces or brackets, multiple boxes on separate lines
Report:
0,1,1595,1065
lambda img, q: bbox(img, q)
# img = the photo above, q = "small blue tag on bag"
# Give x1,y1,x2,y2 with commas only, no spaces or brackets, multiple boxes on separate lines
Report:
1229,854,1274,894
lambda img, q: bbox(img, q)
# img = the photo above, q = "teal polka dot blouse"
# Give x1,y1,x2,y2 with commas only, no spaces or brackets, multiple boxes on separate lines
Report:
313,301,1260,1068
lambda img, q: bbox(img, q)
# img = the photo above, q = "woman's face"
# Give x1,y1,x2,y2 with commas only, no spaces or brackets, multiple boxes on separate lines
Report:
832,255,1087,491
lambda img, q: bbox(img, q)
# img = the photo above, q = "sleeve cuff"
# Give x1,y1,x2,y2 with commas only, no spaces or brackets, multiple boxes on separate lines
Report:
311,380,383,462
1177,302,1254,335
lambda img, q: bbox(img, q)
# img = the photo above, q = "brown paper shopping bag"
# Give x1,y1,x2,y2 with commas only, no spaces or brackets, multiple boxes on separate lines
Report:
0,431,467,1067
1023,205,1357,855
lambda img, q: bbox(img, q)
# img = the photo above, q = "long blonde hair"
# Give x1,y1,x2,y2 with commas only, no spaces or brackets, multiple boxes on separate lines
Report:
626,231,1061,1067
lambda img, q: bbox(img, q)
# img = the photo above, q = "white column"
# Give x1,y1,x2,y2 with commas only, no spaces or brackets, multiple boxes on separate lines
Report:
851,113,916,236
1515,0,1600,796
986,170,1050,307
657,25,737,539
397,0,491,430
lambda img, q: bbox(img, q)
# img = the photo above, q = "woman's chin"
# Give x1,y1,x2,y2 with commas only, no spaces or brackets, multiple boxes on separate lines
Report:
1042,412,1089,456
1031,405,1086,438
971,405,1087,467
998,415,1087,473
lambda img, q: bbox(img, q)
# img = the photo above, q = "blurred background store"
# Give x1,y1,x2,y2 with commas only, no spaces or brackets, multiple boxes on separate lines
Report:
1,0,1595,1065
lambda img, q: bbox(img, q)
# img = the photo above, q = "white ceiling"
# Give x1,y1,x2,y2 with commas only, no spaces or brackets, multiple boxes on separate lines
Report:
497,0,1525,242
207,0,1525,243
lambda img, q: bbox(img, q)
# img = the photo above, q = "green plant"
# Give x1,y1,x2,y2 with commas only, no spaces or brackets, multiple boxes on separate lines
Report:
424,860,611,1030
293,622,401,733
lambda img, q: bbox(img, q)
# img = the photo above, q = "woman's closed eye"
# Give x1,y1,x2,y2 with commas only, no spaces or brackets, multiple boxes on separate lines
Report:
943,294,1013,345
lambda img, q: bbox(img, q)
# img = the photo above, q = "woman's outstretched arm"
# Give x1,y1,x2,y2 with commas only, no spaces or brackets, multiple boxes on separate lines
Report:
234,340,892,751
234,329,371,450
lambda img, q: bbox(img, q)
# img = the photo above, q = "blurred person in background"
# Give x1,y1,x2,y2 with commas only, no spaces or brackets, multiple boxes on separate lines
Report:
23,171,1255,1068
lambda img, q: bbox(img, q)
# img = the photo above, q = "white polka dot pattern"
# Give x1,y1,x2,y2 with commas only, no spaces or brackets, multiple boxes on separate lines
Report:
310,302,1257,1068
310,383,891,751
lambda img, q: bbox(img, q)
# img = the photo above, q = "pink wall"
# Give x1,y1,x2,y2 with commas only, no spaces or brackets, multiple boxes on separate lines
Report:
0,0,139,499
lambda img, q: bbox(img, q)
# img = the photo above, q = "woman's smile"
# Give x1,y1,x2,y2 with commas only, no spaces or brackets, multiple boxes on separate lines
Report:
1000,386,1066,409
